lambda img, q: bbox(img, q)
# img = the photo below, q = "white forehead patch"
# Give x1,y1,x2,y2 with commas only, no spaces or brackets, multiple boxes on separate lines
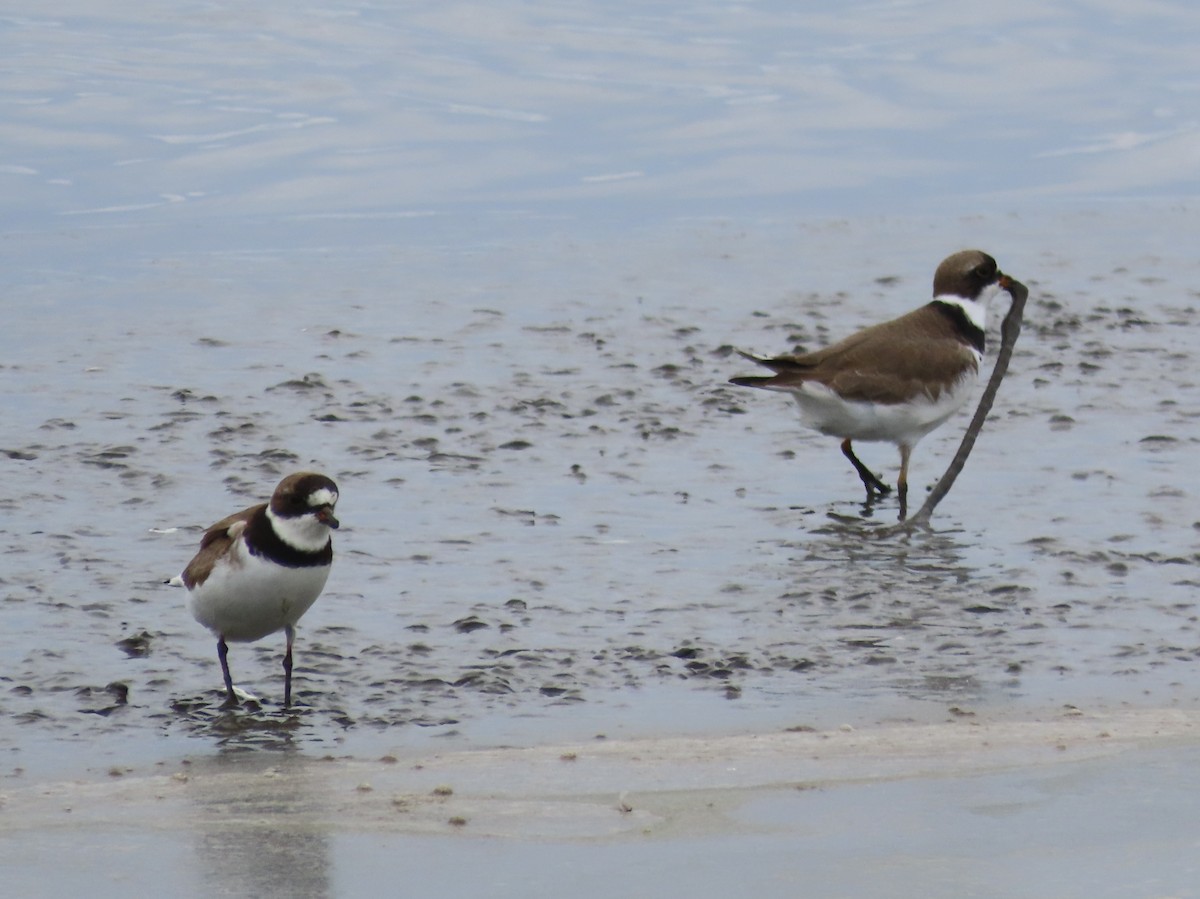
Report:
307,488,338,508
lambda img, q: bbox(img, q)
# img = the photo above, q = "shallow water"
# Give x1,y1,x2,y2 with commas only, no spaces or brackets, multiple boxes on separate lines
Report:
4,208,1199,782
2,2,1200,892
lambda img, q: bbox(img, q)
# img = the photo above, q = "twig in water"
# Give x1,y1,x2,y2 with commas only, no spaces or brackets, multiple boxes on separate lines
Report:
879,275,1029,535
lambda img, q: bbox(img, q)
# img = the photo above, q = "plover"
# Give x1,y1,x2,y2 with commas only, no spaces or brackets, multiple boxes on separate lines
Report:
170,472,339,707
731,249,1011,519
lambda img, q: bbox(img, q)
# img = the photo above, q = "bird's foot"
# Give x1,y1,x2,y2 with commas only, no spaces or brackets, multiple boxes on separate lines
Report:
219,685,258,709
843,440,891,498
863,478,892,498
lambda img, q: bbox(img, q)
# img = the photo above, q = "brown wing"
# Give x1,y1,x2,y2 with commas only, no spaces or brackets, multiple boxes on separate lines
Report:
180,503,264,588
731,308,927,379
820,340,979,403
733,305,977,403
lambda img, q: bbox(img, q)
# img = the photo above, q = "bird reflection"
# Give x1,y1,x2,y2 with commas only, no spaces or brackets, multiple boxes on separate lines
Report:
188,751,331,898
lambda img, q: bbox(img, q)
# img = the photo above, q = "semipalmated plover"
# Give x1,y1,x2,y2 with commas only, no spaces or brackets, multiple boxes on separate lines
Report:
731,249,1011,519
169,472,339,707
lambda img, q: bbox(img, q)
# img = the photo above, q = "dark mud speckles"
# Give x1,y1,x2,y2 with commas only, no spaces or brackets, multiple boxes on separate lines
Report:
268,372,330,392
5,218,1200,771
77,682,130,716
452,616,490,634
116,631,153,658
1048,415,1075,431
81,445,137,468
1139,434,1178,447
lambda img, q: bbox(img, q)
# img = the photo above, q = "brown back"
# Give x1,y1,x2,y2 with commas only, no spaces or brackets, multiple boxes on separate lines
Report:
180,503,264,588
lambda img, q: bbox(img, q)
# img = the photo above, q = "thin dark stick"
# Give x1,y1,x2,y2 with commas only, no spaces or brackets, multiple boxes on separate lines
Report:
880,276,1029,535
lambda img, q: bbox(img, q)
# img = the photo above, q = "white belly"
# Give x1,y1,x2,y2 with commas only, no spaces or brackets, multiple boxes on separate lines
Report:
186,551,330,643
788,374,977,446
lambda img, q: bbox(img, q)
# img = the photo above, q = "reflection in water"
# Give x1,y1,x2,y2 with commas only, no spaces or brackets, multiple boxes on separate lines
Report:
761,517,1023,706
171,699,308,747
190,750,331,899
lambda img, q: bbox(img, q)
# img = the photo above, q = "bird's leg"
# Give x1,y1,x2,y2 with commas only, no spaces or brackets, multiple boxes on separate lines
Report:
897,444,912,521
841,439,891,497
217,637,239,708
282,624,295,708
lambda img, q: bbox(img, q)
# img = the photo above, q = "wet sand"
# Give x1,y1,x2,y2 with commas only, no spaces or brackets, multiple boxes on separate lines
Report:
2,708,1199,897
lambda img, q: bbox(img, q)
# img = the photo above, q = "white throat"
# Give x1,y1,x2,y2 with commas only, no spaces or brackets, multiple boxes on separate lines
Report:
267,506,332,553
934,280,1003,332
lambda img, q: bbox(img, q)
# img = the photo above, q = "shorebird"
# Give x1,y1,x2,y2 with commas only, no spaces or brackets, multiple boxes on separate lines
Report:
731,249,1010,518
169,472,339,707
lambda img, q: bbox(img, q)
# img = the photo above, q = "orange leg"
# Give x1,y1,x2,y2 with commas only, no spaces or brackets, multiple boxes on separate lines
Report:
283,624,295,708
897,444,912,520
